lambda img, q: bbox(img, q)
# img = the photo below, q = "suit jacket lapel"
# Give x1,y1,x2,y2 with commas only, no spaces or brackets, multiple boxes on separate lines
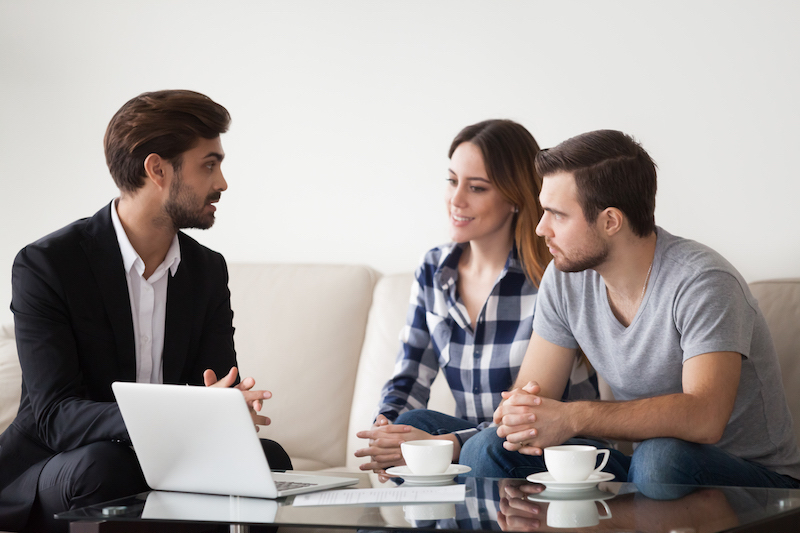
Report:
80,203,136,381
163,237,192,383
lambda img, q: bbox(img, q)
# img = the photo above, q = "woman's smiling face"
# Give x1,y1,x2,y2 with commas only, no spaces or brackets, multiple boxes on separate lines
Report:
445,141,515,245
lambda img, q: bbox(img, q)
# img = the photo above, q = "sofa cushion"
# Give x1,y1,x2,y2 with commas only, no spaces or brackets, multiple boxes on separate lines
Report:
749,279,800,446
226,263,380,470
346,272,456,471
0,323,21,435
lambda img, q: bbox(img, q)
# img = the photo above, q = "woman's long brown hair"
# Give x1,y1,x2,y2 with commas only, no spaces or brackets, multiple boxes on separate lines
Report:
449,119,551,286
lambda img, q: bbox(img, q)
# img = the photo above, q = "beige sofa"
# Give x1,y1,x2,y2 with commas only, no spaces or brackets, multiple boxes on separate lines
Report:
0,265,798,473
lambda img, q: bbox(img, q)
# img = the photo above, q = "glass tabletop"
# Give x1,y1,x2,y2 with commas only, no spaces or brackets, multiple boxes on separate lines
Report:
57,471,800,532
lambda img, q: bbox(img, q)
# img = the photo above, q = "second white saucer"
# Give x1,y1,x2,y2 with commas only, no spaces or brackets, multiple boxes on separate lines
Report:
386,464,472,485
527,487,616,502
526,471,615,492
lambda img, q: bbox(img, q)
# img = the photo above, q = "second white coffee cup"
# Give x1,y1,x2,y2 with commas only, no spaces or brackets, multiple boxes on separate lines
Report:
544,445,610,482
401,440,453,475
547,499,612,528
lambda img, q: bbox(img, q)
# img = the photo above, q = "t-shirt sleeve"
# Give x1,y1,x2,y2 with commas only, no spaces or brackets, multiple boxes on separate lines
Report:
674,270,756,362
532,262,580,350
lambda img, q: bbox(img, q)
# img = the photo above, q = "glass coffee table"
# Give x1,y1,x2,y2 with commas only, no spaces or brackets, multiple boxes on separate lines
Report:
57,470,800,532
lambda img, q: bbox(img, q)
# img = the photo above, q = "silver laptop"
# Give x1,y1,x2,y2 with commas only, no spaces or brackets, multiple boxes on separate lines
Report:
142,491,277,523
112,382,359,498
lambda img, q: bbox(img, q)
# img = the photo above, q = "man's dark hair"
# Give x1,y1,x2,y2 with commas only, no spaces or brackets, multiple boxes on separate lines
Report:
104,90,230,193
534,130,657,237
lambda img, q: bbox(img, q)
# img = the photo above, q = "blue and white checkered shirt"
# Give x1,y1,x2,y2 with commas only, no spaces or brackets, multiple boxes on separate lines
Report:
377,243,598,444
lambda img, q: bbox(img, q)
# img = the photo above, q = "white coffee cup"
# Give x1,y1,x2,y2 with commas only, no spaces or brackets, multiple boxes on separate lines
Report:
400,440,453,475
544,445,610,482
546,499,612,528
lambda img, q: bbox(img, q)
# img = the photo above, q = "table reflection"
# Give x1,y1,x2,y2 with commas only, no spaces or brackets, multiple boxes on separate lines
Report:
494,479,742,532
401,478,501,531
56,474,800,532
403,477,769,532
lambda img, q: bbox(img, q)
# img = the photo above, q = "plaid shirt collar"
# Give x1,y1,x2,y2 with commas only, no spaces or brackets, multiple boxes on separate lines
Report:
435,243,523,332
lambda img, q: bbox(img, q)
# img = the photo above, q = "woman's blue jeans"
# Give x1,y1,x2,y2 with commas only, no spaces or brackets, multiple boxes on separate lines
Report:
396,409,800,489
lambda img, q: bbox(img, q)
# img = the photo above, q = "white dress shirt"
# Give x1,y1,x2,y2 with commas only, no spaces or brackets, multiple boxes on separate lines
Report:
110,199,181,384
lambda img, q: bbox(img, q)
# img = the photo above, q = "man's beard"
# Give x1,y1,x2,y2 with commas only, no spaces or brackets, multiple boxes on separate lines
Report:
550,229,609,273
163,172,220,231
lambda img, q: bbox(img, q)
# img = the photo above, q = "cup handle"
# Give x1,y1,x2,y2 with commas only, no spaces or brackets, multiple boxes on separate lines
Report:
593,449,610,474
597,499,612,519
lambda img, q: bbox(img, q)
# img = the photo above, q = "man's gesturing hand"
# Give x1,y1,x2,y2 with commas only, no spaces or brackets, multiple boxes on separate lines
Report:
204,367,272,430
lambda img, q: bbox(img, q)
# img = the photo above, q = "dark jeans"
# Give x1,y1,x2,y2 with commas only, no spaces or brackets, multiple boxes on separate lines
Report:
397,408,800,490
24,438,291,533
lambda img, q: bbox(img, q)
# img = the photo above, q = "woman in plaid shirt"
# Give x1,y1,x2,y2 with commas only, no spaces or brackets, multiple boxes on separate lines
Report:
355,120,599,479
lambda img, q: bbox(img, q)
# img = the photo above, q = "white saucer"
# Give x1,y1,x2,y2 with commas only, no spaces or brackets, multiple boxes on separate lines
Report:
526,471,615,492
527,487,615,502
385,465,471,485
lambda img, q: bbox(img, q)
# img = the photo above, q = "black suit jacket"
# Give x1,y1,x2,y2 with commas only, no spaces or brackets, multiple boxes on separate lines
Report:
0,203,238,529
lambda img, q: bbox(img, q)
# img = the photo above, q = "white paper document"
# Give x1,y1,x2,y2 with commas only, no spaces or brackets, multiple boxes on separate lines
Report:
292,484,466,507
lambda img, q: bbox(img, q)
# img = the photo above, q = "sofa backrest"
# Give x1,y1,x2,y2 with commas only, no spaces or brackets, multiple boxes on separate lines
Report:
0,271,798,471
349,276,800,464
226,263,380,471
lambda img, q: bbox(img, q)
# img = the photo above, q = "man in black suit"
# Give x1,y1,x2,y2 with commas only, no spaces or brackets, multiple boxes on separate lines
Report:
0,90,291,532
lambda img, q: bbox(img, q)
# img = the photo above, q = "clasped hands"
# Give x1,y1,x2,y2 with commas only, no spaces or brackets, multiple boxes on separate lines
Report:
353,415,459,482
204,367,271,431
493,381,574,456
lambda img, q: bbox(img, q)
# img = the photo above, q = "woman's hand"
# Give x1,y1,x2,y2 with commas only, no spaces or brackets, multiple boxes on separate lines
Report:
354,415,461,482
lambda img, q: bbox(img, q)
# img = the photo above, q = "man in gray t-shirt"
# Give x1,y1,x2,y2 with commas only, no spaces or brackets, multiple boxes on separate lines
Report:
461,130,800,488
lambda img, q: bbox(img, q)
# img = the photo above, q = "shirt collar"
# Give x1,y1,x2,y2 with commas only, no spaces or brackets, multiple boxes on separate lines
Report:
435,243,466,292
110,198,181,277
435,242,522,291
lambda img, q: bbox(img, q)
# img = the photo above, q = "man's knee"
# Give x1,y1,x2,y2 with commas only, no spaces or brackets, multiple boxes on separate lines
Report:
460,427,504,459
68,441,147,501
260,439,292,471
460,428,498,472
460,428,531,477
33,440,147,527
629,437,701,485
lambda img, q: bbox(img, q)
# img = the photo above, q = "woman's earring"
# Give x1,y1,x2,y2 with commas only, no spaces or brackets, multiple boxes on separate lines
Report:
513,206,519,213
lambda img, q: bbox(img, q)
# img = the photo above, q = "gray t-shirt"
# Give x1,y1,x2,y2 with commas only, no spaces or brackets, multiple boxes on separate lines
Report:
533,227,800,479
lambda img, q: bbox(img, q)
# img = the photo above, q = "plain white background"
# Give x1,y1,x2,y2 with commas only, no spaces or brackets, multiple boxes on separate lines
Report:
1,1,799,325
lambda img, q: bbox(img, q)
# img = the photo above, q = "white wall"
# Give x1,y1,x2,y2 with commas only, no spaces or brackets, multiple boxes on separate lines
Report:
2,0,799,325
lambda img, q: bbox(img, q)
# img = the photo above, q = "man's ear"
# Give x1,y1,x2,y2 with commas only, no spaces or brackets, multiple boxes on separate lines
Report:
143,153,170,191
600,207,624,237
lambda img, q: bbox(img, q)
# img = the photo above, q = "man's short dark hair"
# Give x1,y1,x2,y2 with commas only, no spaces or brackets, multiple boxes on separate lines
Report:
104,90,230,193
534,130,657,237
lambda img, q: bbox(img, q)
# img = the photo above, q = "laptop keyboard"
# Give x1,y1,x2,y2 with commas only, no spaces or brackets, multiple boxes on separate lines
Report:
275,481,316,491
